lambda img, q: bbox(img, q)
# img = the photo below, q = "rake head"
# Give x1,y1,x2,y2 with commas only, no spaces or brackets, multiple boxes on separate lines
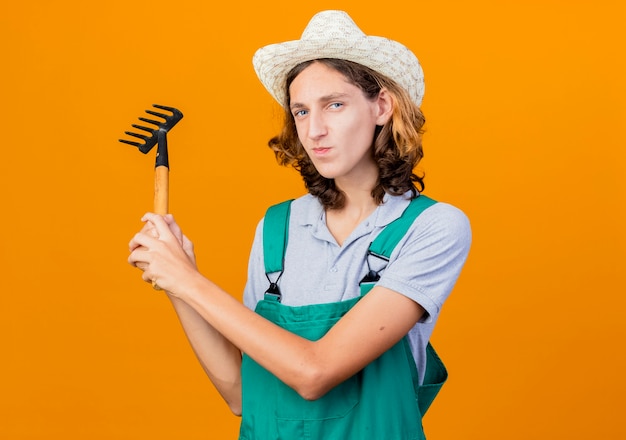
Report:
119,104,183,154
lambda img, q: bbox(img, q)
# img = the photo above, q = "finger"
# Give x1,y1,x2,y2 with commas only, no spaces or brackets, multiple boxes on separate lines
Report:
128,231,158,252
181,235,197,265
128,242,150,270
141,271,154,284
139,213,161,239
128,246,151,267
141,213,176,242
182,235,193,250
164,214,184,243
129,255,151,273
182,235,195,255
140,221,159,238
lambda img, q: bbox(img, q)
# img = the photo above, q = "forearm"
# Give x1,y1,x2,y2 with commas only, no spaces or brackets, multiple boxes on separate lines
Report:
168,294,243,415
180,275,321,398
178,275,421,401
128,210,420,402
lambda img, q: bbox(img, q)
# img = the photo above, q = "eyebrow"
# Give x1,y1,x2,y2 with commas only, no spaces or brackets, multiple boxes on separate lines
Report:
290,92,350,111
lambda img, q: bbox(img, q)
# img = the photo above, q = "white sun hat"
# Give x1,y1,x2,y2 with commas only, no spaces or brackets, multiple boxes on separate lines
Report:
252,10,425,108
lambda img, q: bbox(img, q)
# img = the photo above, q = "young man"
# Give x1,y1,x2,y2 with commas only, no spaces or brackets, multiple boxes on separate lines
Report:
129,10,471,439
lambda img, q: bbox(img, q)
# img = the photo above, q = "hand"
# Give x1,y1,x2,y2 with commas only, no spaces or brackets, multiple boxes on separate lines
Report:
162,214,197,267
128,213,199,295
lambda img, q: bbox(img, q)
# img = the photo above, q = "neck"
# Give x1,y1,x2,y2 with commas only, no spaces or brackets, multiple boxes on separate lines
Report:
325,174,379,246
337,187,378,215
333,163,379,212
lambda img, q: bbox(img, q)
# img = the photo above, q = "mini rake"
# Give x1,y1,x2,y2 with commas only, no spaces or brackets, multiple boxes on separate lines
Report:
119,104,183,215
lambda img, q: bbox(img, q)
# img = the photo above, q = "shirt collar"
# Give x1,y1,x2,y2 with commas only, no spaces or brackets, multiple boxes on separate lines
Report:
299,192,414,229
374,192,413,227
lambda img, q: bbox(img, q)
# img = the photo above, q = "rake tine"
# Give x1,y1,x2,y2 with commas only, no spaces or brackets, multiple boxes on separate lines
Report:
145,109,170,120
119,104,183,155
119,139,144,148
153,104,183,115
139,117,163,126
132,124,155,133
125,131,149,140
152,104,176,112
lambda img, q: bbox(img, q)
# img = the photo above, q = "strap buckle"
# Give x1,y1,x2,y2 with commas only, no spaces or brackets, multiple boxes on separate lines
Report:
359,249,389,285
264,272,283,302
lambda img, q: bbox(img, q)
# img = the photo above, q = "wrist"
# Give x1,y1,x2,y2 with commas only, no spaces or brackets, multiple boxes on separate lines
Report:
174,270,211,303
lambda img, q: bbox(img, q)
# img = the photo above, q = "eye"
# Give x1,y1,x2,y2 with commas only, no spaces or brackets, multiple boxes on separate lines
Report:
328,102,343,110
293,109,308,118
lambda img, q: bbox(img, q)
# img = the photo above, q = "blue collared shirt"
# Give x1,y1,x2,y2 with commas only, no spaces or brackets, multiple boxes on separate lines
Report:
243,192,471,381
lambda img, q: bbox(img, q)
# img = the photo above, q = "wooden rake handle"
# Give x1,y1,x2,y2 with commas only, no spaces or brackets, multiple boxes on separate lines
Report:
151,130,170,290
154,165,169,215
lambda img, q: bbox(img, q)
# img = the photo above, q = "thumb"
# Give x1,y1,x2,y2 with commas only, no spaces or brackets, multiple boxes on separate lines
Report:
141,213,173,241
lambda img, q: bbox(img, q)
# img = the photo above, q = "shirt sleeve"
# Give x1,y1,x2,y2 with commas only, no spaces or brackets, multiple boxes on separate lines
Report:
376,202,472,323
243,218,267,311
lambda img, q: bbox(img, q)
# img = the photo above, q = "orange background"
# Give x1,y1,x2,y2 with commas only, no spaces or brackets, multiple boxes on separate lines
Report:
1,1,624,438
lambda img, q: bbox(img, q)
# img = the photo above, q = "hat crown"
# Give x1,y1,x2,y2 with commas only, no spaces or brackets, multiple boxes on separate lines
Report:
300,10,366,41
253,10,424,107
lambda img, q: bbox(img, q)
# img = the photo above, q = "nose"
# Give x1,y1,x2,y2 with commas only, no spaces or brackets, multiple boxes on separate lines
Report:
307,109,327,140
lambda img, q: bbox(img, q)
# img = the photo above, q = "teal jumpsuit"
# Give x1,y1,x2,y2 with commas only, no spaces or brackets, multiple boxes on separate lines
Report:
239,196,447,440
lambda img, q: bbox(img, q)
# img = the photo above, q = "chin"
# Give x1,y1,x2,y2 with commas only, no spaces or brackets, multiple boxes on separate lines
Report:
310,163,336,179
316,169,340,180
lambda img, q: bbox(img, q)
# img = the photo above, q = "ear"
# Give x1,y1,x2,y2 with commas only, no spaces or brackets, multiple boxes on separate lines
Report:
375,88,394,125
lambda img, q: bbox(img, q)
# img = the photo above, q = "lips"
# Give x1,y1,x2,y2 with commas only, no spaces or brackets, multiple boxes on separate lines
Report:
312,147,332,155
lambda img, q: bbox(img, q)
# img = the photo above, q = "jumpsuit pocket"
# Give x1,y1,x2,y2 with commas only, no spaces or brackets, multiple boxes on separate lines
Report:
274,373,360,421
272,314,361,421
274,373,360,440
256,299,364,438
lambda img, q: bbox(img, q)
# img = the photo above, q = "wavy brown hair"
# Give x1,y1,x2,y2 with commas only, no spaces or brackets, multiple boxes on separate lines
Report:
268,58,425,209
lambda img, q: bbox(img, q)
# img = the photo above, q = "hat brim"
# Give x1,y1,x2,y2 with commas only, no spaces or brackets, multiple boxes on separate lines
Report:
253,35,424,107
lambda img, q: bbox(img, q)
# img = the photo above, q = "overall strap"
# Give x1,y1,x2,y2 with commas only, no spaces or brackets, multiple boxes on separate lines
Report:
361,195,437,284
263,196,437,277
262,195,437,298
263,199,293,273
369,195,437,259
364,195,446,418
262,199,294,301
